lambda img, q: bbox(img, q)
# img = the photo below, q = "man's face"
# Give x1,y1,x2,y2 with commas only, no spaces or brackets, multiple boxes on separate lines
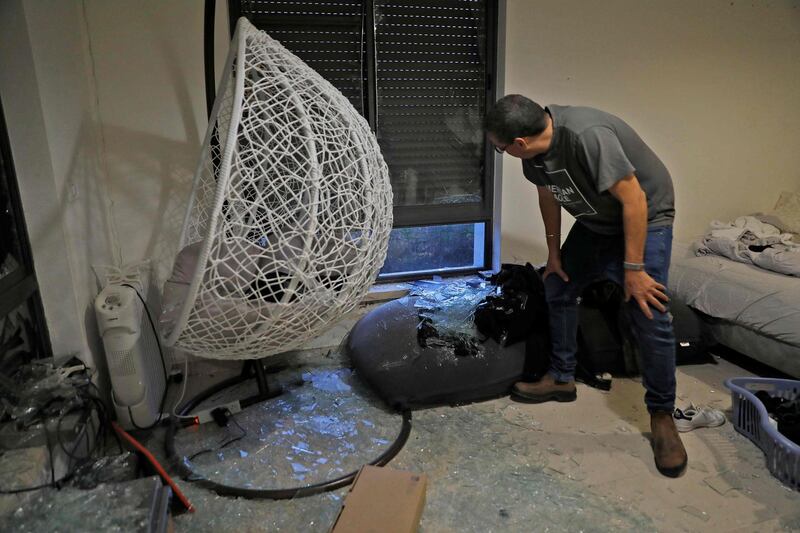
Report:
487,115,552,159
488,133,526,159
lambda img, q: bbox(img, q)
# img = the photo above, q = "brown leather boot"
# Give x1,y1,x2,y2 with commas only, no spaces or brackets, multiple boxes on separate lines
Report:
511,373,577,404
651,411,688,478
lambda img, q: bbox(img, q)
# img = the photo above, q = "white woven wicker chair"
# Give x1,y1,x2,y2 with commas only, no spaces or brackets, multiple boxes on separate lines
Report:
161,18,392,360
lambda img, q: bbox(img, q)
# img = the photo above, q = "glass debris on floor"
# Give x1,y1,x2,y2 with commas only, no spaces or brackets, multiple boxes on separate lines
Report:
165,342,656,532
390,402,655,532
67,452,139,489
173,368,403,489
5,279,798,532
172,362,655,532
1,476,169,532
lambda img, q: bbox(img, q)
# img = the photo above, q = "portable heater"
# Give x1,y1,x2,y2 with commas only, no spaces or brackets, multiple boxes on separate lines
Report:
95,283,165,430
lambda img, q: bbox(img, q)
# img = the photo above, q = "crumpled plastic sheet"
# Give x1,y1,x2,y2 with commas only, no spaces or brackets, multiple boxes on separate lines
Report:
0,476,164,532
173,367,404,490
2,360,92,427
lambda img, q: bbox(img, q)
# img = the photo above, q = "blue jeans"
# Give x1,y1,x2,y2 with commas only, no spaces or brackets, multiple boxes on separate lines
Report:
544,223,676,413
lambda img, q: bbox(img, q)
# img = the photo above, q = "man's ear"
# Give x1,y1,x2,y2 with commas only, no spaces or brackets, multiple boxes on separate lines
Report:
513,137,527,150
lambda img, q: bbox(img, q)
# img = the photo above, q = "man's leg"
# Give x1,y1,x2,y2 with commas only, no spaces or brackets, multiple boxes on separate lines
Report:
618,225,677,412
512,224,605,403
609,225,686,477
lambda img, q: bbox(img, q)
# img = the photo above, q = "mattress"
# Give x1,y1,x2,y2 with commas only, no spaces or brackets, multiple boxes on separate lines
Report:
669,241,800,349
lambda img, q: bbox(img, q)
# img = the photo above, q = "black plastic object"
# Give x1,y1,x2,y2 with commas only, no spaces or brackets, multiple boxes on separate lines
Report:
670,298,715,366
577,280,636,376
346,296,528,409
578,280,715,375
474,263,549,349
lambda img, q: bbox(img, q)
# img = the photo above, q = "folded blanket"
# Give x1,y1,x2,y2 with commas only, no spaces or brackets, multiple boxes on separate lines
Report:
694,216,800,277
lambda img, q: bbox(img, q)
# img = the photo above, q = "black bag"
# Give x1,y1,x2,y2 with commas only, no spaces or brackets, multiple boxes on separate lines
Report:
474,263,548,347
669,298,714,365
578,281,639,378
473,263,551,380
577,280,716,380
474,291,535,347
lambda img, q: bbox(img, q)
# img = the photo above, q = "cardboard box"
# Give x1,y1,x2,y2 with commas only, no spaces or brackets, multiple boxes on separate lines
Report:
330,465,427,533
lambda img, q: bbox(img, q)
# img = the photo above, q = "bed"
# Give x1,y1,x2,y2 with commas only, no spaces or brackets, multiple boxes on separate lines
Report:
669,239,800,378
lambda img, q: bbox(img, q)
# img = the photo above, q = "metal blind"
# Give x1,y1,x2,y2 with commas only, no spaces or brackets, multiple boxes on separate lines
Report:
231,0,495,225
233,0,366,114
374,0,488,208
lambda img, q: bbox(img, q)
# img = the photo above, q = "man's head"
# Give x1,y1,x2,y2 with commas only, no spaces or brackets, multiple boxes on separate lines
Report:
484,94,552,159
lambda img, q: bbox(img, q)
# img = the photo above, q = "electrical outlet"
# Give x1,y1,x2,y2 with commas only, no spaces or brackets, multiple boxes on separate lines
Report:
193,401,242,424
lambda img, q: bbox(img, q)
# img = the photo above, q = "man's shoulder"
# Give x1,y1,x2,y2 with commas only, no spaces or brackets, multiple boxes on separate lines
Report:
551,105,622,135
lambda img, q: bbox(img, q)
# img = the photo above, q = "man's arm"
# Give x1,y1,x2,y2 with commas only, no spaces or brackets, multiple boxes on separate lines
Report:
607,174,668,319
536,185,569,282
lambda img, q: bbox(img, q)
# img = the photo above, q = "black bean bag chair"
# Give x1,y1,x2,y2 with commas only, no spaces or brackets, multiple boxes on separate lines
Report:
345,296,530,410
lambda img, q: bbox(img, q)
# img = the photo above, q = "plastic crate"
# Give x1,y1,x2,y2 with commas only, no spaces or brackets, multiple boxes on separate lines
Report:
725,377,800,491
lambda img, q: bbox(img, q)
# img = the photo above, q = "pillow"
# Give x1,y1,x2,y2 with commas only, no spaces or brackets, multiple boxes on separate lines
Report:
772,191,800,234
160,243,203,337
166,240,264,292
159,240,265,339
169,242,202,284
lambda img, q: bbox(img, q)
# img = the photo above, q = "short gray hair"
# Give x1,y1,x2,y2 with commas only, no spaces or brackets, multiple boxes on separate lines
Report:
484,94,547,143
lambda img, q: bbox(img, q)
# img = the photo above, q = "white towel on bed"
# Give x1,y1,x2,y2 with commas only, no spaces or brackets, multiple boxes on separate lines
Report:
694,216,800,277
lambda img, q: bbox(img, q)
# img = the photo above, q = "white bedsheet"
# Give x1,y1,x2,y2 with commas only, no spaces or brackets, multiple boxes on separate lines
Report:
693,216,800,277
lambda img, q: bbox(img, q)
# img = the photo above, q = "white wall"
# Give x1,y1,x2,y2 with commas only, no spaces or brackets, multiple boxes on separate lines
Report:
0,0,109,366
82,0,231,283
0,0,229,368
500,0,800,264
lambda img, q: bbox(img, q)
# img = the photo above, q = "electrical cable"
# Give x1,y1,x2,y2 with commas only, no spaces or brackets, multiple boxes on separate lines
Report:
0,402,98,494
77,378,122,455
164,372,413,500
120,283,169,432
43,422,55,487
170,355,194,422
187,412,247,461
56,406,90,461
112,421,195,512
0,361,121,495
83,380,124,454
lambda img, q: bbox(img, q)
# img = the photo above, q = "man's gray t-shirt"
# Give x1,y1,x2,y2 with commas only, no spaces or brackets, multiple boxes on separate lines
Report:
522,105,675,235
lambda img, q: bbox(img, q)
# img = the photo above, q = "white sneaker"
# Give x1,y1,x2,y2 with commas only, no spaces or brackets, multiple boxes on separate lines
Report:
673,404,726,432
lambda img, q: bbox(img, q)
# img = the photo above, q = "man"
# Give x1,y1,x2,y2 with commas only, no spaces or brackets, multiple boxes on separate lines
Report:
484,95,686,478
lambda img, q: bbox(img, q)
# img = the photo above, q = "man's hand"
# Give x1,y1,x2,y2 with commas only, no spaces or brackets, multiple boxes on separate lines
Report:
624,269,668,319
543,256,569,283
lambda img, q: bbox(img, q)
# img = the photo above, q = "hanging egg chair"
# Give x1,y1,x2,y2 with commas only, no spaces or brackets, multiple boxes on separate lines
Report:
160,18,393,360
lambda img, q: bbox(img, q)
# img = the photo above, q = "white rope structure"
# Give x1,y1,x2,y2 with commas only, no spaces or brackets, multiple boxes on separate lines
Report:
161,18,392,360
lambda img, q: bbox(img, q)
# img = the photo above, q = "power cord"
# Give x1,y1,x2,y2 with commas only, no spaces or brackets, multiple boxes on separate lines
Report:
43,423,55,487
170,355,195,423
0,398,103,494
187,408,247,461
